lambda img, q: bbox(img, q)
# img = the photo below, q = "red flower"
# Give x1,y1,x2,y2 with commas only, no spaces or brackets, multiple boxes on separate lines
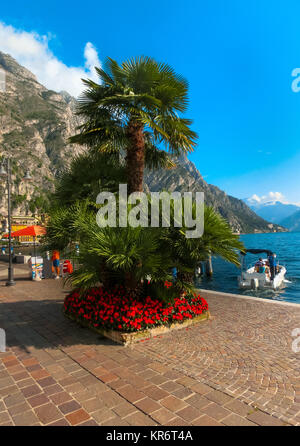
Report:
64,286,208,333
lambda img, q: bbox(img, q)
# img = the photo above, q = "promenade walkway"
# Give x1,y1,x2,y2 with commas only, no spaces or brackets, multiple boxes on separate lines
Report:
0,264,299,426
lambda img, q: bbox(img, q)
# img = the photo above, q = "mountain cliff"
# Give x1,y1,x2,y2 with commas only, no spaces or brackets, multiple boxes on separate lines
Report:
0,51,286,233
144,158,286,233
0,51,82,215
280,210,300,232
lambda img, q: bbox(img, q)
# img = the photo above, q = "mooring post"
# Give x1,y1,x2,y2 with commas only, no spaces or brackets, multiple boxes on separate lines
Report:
205,255,213,276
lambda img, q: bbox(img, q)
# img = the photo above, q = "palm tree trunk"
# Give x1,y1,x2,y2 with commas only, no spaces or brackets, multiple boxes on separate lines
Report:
126,121,145,194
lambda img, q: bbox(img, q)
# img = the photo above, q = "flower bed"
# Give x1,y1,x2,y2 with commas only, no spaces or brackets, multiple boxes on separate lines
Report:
64,285,209,344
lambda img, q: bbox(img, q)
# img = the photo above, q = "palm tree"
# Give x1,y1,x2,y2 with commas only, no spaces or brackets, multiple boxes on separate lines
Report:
44,201,173,293
70,56,197,193
162,205,245,285
53,151,126,207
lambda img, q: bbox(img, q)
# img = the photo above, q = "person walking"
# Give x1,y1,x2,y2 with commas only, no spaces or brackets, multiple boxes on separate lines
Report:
51,250,60,279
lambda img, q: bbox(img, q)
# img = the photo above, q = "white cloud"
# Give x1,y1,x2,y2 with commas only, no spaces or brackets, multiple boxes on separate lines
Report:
247,192,294,205
0,22,101,97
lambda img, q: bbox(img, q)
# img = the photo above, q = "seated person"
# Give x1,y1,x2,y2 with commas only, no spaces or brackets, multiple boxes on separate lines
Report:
255,258,264,272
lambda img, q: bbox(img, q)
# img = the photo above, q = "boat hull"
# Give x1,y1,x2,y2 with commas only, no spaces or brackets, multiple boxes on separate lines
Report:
238,265,286,291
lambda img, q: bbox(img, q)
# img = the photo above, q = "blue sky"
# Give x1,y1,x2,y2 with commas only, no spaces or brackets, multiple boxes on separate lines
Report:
1,0,300,203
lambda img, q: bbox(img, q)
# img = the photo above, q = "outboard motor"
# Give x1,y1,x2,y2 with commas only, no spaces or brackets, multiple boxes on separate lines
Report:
250,278,259,290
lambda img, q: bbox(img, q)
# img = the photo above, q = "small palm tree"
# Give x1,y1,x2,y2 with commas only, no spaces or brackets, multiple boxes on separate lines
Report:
70,56,197,193
44,201,173,293
163,205,245,284
71,226,173,292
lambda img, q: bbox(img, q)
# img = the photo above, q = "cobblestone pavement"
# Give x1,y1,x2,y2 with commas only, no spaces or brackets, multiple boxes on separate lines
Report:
0,269,298,426
135,290,300,425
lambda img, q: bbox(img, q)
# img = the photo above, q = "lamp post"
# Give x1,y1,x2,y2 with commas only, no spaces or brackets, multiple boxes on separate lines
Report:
0,158,32,286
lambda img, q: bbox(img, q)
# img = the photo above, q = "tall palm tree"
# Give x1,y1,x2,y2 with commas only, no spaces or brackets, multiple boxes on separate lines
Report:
70,56,197,193
53,151,126,207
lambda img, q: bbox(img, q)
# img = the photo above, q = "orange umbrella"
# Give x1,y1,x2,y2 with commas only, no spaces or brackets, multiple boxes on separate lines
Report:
3,225,46,258
5,225,46,237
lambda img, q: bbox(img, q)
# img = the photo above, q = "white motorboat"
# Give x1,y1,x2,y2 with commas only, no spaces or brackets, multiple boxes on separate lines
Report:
238,249,287,291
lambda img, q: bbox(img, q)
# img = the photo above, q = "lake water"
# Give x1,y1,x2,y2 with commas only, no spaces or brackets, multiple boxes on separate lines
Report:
196,232,300,304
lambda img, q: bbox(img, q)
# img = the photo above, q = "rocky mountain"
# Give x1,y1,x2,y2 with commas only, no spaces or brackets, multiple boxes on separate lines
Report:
144,157,286,233
0,51,287,233
0,51,82,216
244,198,300,224
280,210,300,232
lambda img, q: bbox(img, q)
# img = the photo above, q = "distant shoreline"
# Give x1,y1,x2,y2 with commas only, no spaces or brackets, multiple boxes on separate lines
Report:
234,230,290,235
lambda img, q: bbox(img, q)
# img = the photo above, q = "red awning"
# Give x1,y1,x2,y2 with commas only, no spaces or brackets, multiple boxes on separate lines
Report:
3,225,46,238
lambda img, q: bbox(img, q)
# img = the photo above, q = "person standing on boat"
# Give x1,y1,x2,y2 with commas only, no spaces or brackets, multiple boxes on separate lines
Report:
268,253,278,280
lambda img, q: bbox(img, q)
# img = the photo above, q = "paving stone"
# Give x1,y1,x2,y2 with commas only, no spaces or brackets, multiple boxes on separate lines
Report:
225,398,252,416
101,416,129,426
124,411,157,426
160,381,184,393
117,385,145,403
12,371,30,382
21,384,42,398
202,402,231,421
92,408,115,423
47,418,70,426
189,382,211,395
4,392,25,407
143,385,169,401
12,410,39,426
30,369,50,380
205,390,233,405
81,397,104,412
222,413,258,426
0,411,11,424
66,408,91,425
77,419,99,426
165,417,191,426
17,378,36,388
113,401,138,418
151,407,176,424
247,410,286,426
37,376,57,388
172,387,194,400
97,390,124,408
192,415,224,426
28,393,50,408
71,389,95,403
185,394,211,410
34,403,62,424
43,384,63,396
8,402,31,416
160,395,188,412
0,377,14,388
97,372,118,383
58,400,81,415
135,397,161,414
49,391,73,405
176,405,203,422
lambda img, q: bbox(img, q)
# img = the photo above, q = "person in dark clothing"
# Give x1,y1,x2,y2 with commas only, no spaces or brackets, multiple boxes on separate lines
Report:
268,253,278,280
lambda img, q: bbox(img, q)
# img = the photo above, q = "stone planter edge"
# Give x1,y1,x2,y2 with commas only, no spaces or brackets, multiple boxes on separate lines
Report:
64,310,210,346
